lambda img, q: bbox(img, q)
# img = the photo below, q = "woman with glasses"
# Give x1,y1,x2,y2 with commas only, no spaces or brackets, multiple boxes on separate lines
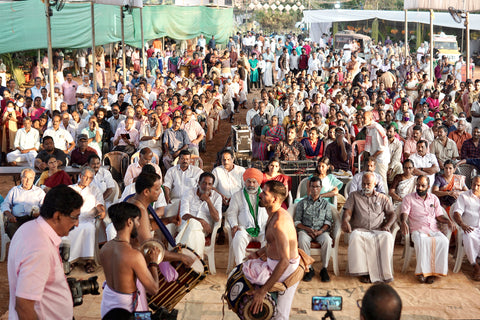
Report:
389,159,417,209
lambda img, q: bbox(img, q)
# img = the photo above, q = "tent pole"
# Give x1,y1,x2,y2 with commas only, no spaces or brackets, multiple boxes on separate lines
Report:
121,6,126,86
430,9,434,81
404,9,408,59
37,49,41,77
466,12,470,80
45,0,55,109
140,7,146,76
110,43,113,83
91,2,97,93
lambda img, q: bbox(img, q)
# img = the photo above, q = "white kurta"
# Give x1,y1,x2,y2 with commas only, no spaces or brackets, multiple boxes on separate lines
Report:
212,165,245,200
176,188,222,256
226,189,268,264
163,164,204,200
66,183,104,262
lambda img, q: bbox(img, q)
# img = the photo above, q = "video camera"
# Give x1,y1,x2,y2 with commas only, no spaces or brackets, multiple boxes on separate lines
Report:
67,276,100,306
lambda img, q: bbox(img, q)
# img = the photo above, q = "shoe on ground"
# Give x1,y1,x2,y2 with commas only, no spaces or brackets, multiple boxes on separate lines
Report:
320,267,330,282
426,276,436,284
303,267,315,282
359,275,371,283
416,274,426,283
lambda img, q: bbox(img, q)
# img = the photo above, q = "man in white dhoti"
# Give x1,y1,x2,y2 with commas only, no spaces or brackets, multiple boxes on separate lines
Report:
242,180,306,320
226,168,268,265
262,48,274,87
176,172,222,257
342,172,396,283
453,176,480,280
6,117,40,166
400,175,452,284
67,167,106,273
364,111,390,189
295,176,333,282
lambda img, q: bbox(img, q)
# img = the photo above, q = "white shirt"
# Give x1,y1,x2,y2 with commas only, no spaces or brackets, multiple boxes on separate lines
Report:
289,54,299,70
92,167,116,195
124,162,162,187
180,188,222,226
182,119,205,146
246,108,258,127
70,183,104,221
14,127,40,151
43,127,74,151
1,185,45,217
454,190,480,228
212,165,246,199
226,189,268,232
365,123,390,165
107,114,126,134
163,164,204,200
409,152,439,187
139,123,163,151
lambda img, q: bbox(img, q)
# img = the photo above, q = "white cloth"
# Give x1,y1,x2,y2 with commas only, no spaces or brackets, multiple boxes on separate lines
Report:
176,188,222,256
100,280,148,318
226,189,268,264
92,167,116,196
348,229,394,282
242,256,300,320
263,52,274,87
365,123,390,165
212,165,246,199
163,164,203,200
43,127,74,151
411,230,449,276
66,183,104,262
1,185,45,217
139,123,163,157
455,190,480,264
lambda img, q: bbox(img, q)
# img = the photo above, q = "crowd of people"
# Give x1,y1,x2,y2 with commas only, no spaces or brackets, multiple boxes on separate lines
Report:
3,28,480,319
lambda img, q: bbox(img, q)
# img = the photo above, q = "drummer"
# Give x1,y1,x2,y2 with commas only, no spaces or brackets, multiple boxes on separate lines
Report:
244,180,301,320
100,202,161,319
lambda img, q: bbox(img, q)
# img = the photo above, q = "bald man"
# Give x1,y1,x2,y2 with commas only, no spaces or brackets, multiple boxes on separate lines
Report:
342,172,396,283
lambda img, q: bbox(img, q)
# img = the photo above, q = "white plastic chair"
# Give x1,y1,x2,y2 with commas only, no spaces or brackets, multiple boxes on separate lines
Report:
0,210,10,262
296,177,310,200
204,220,221,275
344,181,352,199
401,207,452,273
449,202,466,273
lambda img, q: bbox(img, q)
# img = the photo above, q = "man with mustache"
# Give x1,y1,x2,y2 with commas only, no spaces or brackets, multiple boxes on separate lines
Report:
100,202,161,319
401,175,452,284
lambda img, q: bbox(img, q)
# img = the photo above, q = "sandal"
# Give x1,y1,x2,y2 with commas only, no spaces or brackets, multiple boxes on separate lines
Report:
84,261,95,273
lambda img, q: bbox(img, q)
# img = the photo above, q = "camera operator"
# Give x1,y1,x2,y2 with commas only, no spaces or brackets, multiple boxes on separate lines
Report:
7,185,83,320
100,202,161,320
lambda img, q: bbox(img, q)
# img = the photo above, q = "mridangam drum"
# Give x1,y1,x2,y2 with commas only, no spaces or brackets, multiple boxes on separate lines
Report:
225,263,276,320
148,244,208,312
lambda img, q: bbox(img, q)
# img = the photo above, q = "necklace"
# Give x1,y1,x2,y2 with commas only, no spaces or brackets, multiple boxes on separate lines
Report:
113,238,130,244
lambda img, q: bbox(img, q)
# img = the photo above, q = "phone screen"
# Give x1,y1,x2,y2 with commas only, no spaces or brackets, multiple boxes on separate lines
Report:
312,296,343,311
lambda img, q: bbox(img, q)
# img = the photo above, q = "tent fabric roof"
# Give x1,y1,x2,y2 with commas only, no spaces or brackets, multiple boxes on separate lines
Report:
303,9,480,31
0,1,233,54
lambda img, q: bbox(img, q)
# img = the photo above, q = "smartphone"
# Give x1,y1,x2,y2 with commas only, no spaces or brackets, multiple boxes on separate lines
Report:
125,133,131,140
312,296,342,311
134,311,152,320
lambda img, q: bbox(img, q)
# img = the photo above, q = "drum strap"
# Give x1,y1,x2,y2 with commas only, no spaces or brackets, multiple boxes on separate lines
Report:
271,249,315,292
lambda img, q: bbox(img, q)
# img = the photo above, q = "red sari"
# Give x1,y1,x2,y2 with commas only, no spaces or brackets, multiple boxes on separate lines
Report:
44,170,73,188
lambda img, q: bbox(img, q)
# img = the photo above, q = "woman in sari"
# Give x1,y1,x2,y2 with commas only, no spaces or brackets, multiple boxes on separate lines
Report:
168,51,179,75
262,157,291,209
37,155,73,193
389,159,417,209
179,51,191,77
258,115,285,161
189,53,203,79
432,160,468,213
249,53,259,90
301,127,324,160
312,157,343,205
1,100,24,154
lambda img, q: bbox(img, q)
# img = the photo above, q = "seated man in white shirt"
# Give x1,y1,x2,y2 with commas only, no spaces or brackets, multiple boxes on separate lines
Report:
163,150,203,204
1,168,45,238
409,140,440,189
182,108,205,156
176,172,222,256
453,176,480,281
226,168,268,265
212,149,246,211
112,116,140,157
87,154,117,207
43,114,75,154
139,112,163,158
67,167,106,273
124,147,162,186
349,157,386,195
6,117,40,166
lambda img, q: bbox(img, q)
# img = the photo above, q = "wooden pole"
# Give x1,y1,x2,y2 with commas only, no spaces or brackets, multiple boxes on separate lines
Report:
91,2,97,92
110,43,113,83
430,9,434,80
45,0,55,108
121,6,126,86
466,12,470,80
140,7,146,76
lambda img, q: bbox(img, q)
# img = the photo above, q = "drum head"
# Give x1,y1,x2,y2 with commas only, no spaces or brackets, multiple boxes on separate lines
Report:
176,245,207,274
239,295,275,320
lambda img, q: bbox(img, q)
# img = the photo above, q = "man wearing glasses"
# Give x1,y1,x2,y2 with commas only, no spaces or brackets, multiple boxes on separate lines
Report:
8,185,83,319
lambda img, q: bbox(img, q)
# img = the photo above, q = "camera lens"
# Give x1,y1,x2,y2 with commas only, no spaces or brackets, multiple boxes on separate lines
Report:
80,276,100,296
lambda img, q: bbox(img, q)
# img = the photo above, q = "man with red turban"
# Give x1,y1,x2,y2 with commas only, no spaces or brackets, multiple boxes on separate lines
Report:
226,168,269,265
